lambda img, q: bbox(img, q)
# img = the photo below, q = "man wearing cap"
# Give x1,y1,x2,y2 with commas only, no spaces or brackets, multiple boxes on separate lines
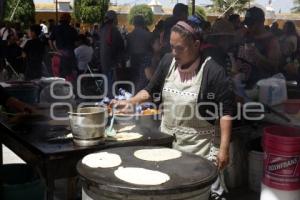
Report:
241,7,281,89
204,18,238,75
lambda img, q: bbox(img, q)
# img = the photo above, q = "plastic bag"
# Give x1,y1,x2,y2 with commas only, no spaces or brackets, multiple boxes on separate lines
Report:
257,74,287,106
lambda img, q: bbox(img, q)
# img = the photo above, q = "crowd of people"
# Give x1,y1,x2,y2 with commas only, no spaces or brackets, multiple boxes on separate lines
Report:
0,4,299,97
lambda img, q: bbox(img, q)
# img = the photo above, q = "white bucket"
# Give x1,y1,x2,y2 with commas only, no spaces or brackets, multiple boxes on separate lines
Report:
248,151,264,192
260,183,300,200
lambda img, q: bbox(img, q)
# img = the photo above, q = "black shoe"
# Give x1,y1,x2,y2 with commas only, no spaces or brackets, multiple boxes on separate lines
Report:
210,192,227,200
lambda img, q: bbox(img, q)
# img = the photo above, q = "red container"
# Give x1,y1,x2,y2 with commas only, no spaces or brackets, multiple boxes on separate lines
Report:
283,100,300,114
263,126,300,190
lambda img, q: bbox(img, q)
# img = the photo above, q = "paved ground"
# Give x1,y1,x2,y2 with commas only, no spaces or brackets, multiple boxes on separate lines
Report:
2,145,260,200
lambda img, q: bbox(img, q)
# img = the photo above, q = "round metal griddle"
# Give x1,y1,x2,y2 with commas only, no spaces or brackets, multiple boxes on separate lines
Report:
77,146,217,195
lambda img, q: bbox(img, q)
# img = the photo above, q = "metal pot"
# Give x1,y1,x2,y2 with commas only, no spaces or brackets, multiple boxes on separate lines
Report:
69,107,108,146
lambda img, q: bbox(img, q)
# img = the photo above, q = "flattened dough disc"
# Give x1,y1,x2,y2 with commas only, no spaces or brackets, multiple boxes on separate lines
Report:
114,167,170,185
82,152,122,168
114,132,142,141
134,148,182,162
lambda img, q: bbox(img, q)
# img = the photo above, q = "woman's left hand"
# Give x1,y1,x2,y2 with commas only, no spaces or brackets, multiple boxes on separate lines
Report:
217,148,230,170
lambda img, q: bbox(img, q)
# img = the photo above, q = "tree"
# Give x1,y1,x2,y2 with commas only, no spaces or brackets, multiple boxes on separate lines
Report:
4,0,35,26
292,0,300,12
74,0,110,24
128,4,154,26
189,5,207,20
211,0,251,14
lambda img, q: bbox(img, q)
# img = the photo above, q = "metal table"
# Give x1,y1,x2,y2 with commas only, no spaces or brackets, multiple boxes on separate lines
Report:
0,117,173,200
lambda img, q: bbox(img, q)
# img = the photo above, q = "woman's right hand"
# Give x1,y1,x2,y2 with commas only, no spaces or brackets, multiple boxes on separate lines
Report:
109,99,135,114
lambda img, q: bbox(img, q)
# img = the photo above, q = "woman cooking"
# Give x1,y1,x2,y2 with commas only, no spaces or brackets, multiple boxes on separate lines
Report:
113,19,234,200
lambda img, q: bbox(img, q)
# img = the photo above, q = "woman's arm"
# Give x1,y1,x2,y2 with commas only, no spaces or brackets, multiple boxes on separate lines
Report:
112,54,172,112
218,115,232,170
210,63,234,170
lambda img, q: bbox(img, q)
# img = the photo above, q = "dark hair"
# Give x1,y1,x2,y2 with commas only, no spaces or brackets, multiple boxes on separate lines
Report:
60,13,71,24
283,21,298,36
77,34,91,46
155,20,164,31
171,20,203,43
30,24,42,36
228,14,240,23
244,7,265,26
7,34,15,41
173,3,188,17
133,15,145,27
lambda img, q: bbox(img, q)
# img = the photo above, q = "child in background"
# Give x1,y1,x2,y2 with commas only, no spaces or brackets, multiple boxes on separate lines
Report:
74,34,93,74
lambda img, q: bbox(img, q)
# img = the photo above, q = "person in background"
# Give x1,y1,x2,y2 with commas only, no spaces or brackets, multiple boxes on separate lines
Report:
280,21,299,61
147,20,165,80
202,21,212,34
0,21,16,41
40,20,48,35
50,14,78,51
5,34,24,74
161,3,188,54
241,7,281,89
22,24,45,80
127,15,153,92
99,10,124,97
270,21,283,38
152,19,164,46
228,14,241,30
204,18,237,75
265,25,271,32
49,13,78,80
74,34,94,74
75,23,81,34
91,23,100,43
48,19,56,36
14,22,23,40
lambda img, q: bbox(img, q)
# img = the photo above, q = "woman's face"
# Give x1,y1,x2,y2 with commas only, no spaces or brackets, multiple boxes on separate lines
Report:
170,32,200,66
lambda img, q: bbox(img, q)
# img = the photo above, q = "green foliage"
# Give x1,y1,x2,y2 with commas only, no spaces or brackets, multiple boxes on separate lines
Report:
4,0,35,26
128,4,154,26
189,6,207,20
292,0,300,12
211,0,251,14
74,0,110,24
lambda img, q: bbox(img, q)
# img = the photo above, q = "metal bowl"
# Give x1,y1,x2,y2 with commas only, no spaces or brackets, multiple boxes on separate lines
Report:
69,107,108,146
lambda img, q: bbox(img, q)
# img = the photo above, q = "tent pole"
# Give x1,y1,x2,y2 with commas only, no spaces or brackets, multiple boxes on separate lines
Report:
192,0,195,15
9,0,21,21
